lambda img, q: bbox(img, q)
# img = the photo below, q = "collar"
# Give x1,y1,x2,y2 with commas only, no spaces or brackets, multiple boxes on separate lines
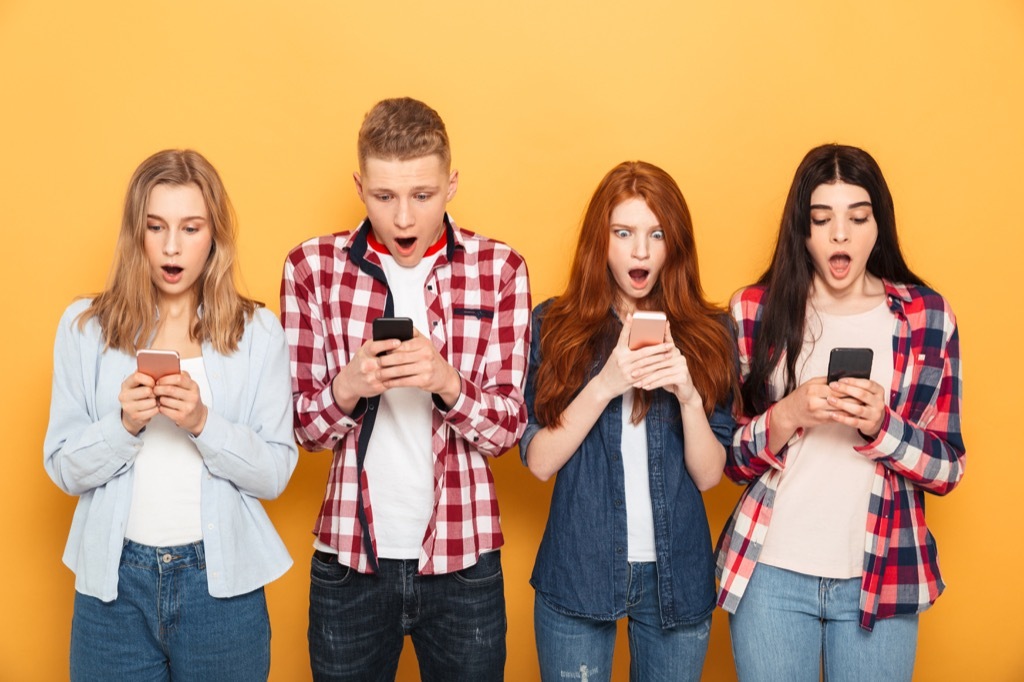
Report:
365,225,447,258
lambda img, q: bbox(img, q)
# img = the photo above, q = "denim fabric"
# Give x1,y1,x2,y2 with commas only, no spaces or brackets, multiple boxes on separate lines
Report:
308,549,506,681
70,540,270,682
521,301,735,628
729,563,918,682
534,562,710,682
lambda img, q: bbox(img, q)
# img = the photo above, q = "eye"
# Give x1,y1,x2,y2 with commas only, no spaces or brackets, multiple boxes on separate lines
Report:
414,193,432,202
146,223,162,232
850,215,870,225
651,230,665,240
374,193,393,202
810,217,828,227
613,228,631,239
183,225,201,234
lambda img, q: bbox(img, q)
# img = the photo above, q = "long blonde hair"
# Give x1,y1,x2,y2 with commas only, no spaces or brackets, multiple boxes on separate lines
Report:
78,149,258,353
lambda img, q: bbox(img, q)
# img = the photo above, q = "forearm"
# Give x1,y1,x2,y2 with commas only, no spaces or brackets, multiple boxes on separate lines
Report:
679,400,725,490
525,377,612,481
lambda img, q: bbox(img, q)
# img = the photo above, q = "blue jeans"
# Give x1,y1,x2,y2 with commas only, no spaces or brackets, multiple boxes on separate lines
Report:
729,563,918,682
308,549,506,681
534,562,710,682
70,540,270,682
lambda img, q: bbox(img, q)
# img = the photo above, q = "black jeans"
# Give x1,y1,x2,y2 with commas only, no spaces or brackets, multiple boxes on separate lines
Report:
308,550,506,681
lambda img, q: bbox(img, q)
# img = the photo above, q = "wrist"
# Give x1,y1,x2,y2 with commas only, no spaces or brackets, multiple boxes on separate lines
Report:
331,373,359,414
679,393,705,414
436,366,462,408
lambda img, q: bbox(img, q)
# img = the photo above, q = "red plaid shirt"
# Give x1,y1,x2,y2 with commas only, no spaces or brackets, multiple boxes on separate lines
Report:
280,217,531,574
716,281,965,630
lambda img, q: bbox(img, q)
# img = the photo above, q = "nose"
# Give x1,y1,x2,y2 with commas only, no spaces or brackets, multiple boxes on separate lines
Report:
395,200,414,229
632,236,650,260
830,218,849,243
163,229,181,255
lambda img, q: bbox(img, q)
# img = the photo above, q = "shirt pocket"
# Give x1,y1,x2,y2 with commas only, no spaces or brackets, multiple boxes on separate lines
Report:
908,351,945,426
450,306,496,378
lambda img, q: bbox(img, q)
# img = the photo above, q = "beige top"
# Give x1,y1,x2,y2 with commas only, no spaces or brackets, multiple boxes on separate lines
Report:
758,301,894,579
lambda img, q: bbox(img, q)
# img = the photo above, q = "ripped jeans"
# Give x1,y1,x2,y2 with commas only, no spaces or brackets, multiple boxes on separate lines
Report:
534,562,710,682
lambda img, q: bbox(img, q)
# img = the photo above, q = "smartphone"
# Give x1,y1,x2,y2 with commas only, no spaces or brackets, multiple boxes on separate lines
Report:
136,349,181,379
628,311,667,350
372,316,414,342
826,347,873,383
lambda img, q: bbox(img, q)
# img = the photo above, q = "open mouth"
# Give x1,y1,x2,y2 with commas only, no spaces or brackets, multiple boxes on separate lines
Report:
163,265,183,276
828,254,851,277
395,237,417,251
629,268,650,287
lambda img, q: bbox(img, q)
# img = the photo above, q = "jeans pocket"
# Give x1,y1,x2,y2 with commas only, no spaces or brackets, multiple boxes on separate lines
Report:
310,552,354,587
452,551,503,586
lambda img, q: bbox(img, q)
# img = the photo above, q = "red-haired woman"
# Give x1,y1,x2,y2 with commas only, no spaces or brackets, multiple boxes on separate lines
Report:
520,161,736,681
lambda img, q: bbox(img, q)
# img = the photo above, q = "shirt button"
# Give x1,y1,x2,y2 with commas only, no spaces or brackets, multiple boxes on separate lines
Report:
207,523,215,530
616,547,624,555
614,499,623,507
162,554,172,563
433,321,439,327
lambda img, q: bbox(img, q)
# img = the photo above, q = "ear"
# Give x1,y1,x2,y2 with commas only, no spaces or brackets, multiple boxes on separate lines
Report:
353,171,365,202
446,169,459,202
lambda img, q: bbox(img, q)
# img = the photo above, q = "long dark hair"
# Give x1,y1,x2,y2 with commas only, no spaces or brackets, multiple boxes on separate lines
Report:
742,144,925,416
534,161,735,427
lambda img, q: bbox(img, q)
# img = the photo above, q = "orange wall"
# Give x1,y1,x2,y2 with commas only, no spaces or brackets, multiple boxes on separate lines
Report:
2,1,1021,679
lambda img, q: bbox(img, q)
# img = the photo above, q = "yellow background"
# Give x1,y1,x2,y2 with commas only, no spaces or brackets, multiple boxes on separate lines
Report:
2,1,1020,679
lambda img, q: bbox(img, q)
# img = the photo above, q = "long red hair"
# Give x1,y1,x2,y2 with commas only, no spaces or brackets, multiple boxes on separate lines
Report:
534,161,735,427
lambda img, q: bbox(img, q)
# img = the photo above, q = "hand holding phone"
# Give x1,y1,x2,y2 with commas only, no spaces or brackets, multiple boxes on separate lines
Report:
826,347,873,384
628,311,667,350
136,349,181,379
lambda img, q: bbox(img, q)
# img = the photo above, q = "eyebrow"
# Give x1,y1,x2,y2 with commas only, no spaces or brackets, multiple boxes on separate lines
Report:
609,222,662,229
146,214,208,222
810,201,873,210
368,185,440,193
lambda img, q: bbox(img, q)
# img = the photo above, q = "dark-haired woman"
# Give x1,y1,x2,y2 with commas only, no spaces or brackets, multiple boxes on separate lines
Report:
521,161,736,681
716,144,965,681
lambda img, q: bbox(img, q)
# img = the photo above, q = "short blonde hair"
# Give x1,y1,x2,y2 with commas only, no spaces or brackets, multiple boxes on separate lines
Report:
357,97,450,170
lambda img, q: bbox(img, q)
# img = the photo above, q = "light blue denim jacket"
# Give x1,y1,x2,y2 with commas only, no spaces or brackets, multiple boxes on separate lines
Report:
520,300,735,627
44,299,298,601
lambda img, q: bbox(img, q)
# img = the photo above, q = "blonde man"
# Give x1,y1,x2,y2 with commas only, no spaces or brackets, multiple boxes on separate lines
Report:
281,98,531,681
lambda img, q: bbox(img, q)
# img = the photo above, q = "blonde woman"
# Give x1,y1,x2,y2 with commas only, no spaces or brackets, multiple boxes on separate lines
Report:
44,149,297,681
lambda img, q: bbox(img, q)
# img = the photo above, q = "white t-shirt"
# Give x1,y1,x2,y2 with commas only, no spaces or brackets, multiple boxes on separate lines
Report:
622,389,656,562
125,356,210,547
362,250,440,560
758,301,895,579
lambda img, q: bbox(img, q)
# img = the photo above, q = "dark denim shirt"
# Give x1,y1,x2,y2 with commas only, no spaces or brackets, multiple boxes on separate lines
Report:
520,300,735,628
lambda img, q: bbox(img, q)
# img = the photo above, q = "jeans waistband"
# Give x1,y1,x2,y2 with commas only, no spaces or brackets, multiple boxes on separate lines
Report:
121,539,206,571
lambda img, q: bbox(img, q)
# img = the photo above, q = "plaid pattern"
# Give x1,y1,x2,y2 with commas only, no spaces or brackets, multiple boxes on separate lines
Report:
715,281,965,630
281,216,531,574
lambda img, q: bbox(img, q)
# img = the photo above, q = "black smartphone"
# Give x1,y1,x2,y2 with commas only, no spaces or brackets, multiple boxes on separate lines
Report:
372,316,414,342
826,347,873,383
